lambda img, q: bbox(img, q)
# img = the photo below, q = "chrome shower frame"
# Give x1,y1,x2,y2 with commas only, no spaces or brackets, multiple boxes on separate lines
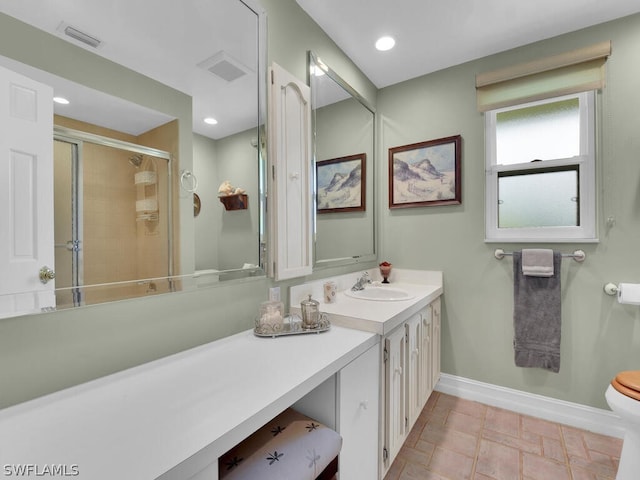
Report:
53,125,174,304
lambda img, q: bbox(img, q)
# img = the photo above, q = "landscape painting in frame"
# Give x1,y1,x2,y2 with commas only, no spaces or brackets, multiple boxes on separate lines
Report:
316,153,366,213
389,135,461,208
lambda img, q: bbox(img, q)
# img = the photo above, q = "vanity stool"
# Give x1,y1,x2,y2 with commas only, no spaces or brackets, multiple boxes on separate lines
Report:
218,408,341,480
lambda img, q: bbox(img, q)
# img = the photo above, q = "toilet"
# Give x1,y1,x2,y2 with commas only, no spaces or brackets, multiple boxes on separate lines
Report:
605,370,640,480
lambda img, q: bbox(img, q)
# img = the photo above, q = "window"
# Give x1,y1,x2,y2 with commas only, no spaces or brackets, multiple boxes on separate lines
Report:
485,91,596,242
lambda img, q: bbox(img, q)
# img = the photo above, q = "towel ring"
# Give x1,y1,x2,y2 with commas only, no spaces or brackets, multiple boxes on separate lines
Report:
180,170,198,193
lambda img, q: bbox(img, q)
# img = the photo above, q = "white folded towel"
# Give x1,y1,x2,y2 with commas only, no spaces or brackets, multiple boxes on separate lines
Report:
521,249,554,277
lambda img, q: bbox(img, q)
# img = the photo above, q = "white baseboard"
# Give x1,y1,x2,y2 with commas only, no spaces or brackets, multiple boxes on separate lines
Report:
435,373,625,439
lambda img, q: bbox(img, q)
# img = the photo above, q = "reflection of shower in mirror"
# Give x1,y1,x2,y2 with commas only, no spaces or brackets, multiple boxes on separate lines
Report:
129,154,144,168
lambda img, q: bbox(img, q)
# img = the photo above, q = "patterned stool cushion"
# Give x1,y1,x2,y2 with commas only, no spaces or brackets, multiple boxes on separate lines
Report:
219,408,342,480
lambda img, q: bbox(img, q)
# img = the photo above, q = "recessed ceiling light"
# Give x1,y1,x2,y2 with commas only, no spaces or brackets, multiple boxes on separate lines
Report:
375,36,396,51
204,117,218,125
53,96,70,105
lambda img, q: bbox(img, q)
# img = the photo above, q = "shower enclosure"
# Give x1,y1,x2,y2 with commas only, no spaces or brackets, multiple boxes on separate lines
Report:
53,126,173,308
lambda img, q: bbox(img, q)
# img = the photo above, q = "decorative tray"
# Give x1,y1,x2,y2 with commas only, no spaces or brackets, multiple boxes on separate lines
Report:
254,316,331,338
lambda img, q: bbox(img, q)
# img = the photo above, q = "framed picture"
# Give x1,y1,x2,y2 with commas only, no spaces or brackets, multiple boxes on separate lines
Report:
389,135,461,208
316,153,366,213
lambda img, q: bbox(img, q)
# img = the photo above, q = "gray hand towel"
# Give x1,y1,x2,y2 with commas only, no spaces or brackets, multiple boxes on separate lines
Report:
522,248,554,277
513,251,562,373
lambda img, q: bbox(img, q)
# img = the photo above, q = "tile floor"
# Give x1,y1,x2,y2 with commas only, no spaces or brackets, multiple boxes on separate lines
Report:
383,391,623,480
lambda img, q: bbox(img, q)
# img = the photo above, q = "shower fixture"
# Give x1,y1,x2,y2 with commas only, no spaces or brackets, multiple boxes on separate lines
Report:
129,154,144,168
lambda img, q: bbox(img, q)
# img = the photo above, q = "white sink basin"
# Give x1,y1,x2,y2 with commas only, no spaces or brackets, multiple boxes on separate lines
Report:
344,287,414,301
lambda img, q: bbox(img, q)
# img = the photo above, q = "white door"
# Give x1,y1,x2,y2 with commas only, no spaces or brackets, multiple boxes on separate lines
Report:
405,313,422,427
0,64,55,318
385,326,406,466
420,306,433,407
431,298,442,387
338,343,380,480
267,62,312,280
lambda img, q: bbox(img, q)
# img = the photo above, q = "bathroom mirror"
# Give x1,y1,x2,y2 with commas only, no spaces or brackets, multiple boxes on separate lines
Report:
309,52,376,268
0,0,266,317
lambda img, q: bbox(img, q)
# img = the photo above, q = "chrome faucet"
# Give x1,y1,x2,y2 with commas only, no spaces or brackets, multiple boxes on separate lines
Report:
351,272,371,291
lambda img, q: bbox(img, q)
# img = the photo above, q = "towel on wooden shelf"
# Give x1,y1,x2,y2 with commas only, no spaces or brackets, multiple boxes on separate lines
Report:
513,251,562,373
521,248,554,277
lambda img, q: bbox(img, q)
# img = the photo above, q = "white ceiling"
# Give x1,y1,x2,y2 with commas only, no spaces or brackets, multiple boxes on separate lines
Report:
0,0,259,140
296,0,640,88
2,1,640,140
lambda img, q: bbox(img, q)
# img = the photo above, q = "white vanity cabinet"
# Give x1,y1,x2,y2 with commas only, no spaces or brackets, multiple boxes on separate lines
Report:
288,269,443,479
405,313,423,427
431,297,442,390
384,324,407,464
381,298,441,476
338,342,380,480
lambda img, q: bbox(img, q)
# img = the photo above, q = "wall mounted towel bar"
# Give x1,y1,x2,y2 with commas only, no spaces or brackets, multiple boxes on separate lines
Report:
494,249,586,262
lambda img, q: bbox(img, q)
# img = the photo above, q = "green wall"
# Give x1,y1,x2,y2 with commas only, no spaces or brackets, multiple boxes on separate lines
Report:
193,129,261,272
0,0,374,408
377,13,640,409
4,0,635,413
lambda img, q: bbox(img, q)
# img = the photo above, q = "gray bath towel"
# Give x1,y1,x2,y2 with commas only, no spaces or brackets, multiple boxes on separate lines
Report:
513,251,562,373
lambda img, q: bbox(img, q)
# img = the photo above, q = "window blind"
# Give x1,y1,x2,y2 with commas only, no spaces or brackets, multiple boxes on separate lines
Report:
476,41,611,112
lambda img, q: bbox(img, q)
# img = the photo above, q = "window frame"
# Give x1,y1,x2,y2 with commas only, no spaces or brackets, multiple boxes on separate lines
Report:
484,91,597,242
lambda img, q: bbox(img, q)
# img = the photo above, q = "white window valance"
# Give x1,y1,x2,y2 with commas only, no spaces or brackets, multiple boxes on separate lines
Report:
476,41,611,112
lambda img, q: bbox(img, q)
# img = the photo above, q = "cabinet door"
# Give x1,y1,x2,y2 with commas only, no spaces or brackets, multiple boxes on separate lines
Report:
338,343,380,480
420,306,433,407
431,297,442,387
405,313,422,427
267,62,312,280
385,326,406,465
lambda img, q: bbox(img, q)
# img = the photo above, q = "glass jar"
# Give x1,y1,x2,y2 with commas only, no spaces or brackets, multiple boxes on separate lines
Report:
257,300,284,334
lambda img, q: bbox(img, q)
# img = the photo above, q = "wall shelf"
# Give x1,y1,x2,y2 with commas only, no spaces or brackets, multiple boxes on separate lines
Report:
219,193,248,210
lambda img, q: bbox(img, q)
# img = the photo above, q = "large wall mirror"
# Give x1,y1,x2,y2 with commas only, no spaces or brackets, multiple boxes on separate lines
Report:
309,52,376,268
0,0,266,318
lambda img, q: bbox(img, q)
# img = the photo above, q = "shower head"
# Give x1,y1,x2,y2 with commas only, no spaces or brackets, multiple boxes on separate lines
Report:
129,154,144,168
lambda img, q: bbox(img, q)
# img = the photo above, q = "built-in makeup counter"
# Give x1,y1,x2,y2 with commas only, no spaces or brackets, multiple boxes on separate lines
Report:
0,326,377,480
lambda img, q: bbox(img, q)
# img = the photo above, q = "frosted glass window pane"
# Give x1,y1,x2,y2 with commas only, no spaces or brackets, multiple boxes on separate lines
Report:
496,98,580,165
498,169,578,228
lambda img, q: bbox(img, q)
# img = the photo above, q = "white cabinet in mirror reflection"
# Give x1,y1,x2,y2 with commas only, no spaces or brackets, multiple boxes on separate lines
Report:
267,62,313,281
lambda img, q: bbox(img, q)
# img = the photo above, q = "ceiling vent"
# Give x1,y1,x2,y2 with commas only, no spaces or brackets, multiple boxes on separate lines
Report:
198,51,253,82
57,22,102,49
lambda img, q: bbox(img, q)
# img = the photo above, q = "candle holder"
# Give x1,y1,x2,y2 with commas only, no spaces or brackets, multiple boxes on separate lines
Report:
379,261,392,284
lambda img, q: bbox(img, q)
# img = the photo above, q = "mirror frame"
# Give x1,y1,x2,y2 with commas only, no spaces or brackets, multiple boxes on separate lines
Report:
308,51,377,270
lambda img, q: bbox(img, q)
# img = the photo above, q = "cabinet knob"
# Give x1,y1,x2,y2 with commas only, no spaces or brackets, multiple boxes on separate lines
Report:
359,400,369,410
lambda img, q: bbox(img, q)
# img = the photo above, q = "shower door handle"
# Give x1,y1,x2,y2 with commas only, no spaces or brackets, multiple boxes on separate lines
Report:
39,266,56,284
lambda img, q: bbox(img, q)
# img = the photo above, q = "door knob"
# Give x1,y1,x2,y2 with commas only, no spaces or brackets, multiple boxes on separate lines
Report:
39,266,56,284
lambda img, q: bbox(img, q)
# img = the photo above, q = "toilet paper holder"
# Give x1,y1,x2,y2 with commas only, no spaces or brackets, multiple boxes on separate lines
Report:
604,282,640,305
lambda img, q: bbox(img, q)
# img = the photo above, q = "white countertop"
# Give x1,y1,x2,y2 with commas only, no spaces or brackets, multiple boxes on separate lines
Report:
290,269,443,335
0,326,377,480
